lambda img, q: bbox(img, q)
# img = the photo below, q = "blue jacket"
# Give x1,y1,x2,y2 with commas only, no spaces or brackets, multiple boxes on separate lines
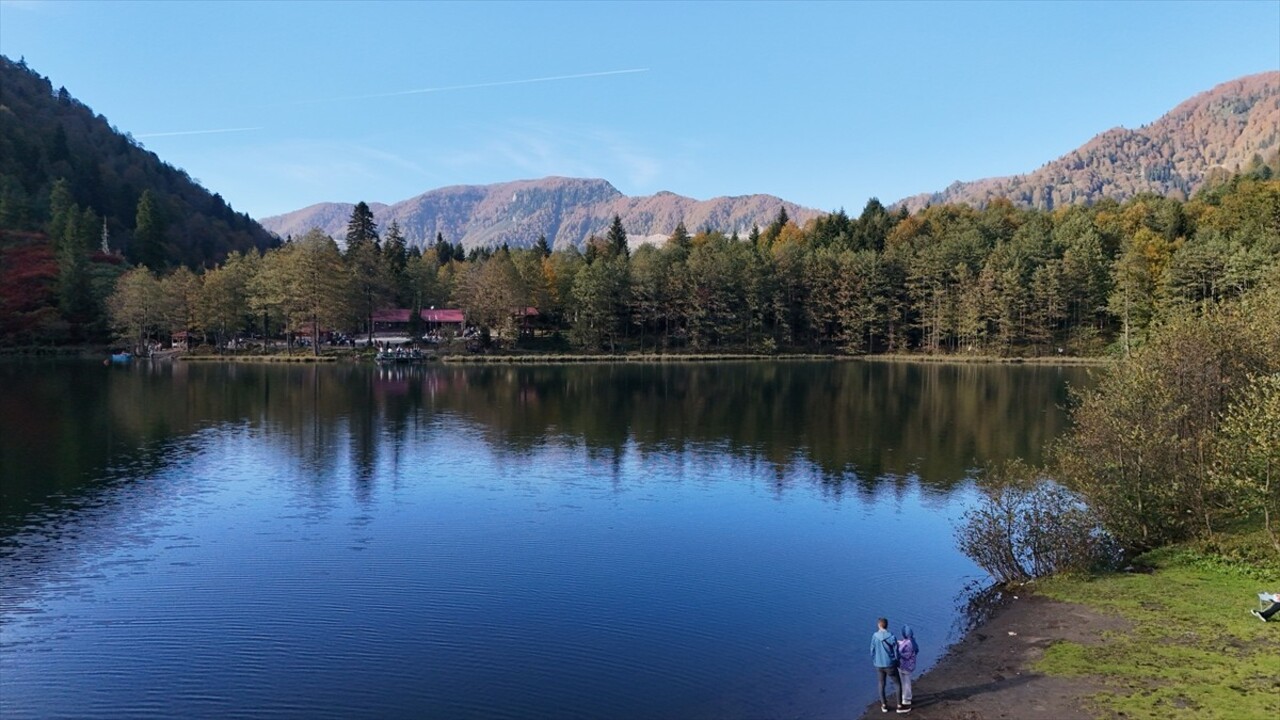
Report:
871,628,898,668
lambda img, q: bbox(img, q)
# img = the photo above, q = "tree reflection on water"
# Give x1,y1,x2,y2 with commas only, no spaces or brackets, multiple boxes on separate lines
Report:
1,359,1091,526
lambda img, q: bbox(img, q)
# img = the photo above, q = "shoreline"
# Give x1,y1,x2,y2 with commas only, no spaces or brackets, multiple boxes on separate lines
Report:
855,353,1111,366
439,352,836,363
857,590,1121,719
157,351,1108,366
1,346,1113,367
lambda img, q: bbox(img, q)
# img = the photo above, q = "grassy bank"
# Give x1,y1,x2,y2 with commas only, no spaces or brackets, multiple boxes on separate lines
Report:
858,352,1111,366
1032,540,1279,719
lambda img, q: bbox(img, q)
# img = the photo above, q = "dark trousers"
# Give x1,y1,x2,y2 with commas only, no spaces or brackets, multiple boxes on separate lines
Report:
877,666,902,706
1263,601,1280,620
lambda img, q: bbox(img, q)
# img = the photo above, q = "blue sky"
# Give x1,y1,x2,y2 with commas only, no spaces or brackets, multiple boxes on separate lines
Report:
1,1,1277,220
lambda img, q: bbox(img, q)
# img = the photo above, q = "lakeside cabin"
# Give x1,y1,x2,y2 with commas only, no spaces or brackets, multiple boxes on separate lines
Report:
422,308,467,334
370,307,542,342
370,308,466,343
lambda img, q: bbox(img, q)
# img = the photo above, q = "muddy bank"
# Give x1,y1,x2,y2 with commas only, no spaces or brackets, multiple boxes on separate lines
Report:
859,593,1128,719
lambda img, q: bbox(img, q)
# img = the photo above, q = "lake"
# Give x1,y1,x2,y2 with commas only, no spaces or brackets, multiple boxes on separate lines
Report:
0,360,1091,719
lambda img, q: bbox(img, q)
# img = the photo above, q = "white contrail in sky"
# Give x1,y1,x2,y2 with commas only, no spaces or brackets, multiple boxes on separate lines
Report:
136,127,264,138
303,68,650,104
140,69,648,134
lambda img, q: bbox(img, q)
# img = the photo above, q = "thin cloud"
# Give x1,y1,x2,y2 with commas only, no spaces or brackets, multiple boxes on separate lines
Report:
136,126,264,139
294,68,649,105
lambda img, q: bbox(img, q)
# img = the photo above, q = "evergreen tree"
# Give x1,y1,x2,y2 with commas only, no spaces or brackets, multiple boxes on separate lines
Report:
345,212,392,344
55,204,96,329
668,221,692,252
383,220,408,273
854,198,893,252
765,206,791,244
133,189,168,270
345,201,379,250
382,220,410,305
434,232,452,266
534,234,552,258
607,214,629,258
571,254,629,351
0,174,32,229
583,236,601,265
47,178,75,239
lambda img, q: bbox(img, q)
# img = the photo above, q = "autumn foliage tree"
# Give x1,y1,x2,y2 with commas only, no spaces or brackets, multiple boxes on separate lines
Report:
1055,272,1280,554
107,266,163,354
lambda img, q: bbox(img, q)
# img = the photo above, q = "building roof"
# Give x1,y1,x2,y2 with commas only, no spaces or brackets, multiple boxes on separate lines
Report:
422,308,465,323
372,308,466,324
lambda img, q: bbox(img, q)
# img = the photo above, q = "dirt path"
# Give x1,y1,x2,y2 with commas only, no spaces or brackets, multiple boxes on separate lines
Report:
859,594,1129,720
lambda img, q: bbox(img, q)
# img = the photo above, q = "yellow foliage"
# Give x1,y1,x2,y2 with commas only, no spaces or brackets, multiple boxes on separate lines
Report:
773,223,806,248
886,214,925,248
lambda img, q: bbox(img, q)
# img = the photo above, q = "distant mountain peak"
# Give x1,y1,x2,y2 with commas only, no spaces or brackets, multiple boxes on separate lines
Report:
260,177,819,250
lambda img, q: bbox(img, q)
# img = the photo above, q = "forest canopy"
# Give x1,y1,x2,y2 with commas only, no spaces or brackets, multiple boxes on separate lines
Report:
61,164,1280,356
0,55,276,269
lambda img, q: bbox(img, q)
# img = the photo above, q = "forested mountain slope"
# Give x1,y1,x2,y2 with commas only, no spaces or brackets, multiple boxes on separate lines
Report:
897,71,1280,212
0,55,277,268
260,177,822,251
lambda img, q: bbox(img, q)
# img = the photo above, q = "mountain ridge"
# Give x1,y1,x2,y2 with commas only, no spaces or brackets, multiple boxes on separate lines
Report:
260,176,822,250
895,71,1280,211
260,71,1280,247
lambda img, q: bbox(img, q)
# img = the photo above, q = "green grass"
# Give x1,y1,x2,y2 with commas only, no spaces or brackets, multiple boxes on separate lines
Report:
858,352,1111,365
1034,546,1280,719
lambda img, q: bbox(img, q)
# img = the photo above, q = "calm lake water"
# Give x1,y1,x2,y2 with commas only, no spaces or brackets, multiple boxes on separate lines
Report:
0,360,1091,719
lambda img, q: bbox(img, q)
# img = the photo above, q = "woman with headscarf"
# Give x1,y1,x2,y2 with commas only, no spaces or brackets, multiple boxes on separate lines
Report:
895,626,919,713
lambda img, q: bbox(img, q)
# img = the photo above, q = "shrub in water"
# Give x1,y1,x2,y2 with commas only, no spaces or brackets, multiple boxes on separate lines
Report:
956,461,1120,584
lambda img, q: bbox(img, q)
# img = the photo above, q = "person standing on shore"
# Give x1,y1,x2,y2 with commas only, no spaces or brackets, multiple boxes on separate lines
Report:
896,626,919,713
870,617,901,713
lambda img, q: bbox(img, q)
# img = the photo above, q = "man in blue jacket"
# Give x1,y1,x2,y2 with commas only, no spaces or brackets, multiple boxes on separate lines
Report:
870,617,901,713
